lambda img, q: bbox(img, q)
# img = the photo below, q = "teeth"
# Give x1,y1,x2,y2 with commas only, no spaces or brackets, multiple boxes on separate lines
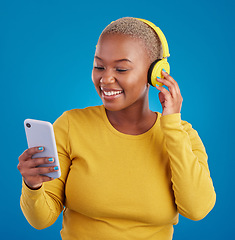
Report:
103,90,123,96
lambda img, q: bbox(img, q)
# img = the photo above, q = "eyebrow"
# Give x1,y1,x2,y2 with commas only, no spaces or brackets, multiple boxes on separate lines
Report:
94,56,132,63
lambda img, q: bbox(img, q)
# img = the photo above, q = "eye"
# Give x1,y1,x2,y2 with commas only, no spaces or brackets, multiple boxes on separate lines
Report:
94,66,105,71
116,68,128,73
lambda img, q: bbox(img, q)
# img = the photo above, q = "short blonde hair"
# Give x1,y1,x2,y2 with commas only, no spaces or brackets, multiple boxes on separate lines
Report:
100,17,163,63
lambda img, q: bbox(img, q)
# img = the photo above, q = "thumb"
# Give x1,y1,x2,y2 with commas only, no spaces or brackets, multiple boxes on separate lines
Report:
158,92,165,105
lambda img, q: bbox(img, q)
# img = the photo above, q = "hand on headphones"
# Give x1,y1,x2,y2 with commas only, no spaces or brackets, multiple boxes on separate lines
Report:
155,70,183,116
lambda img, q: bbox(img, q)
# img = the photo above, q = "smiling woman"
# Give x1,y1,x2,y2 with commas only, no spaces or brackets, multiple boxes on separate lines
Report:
18,17,216,240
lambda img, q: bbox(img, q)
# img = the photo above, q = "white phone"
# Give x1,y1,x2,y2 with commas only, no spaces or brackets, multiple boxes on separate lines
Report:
24,119,61,179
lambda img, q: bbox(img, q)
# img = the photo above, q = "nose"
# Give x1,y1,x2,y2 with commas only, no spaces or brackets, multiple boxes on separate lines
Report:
101,69,115,84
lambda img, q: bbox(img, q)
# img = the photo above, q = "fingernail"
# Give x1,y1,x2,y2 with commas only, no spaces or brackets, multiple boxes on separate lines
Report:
157,77,161,79
38,147,43,151
54,166,59,171
162,68,166,72
48,158,54,162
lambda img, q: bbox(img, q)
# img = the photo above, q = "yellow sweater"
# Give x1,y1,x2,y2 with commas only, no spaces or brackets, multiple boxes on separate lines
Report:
20,105,216,240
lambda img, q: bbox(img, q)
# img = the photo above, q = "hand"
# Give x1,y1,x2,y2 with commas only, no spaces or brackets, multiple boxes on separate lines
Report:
17,147,59,189
155,70,183,116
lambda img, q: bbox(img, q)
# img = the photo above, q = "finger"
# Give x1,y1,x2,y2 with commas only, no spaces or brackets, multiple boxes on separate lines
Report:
40,175,55,183
27,157,54,168
19,146,44,162
28,165,59,176
158,75,181,98
158,92,165,105
161,70,176,83
162,70,181,94
155,84,172,100
157,77,177,97
19,162,58,177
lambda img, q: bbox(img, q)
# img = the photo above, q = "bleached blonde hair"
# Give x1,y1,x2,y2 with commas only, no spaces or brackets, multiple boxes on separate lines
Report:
100,17,163,62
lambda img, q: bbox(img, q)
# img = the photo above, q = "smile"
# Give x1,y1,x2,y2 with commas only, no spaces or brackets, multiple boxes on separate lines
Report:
100,87,124,97
103,90,123,96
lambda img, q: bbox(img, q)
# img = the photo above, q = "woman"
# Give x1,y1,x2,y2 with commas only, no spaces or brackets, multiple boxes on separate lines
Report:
18,17,216,239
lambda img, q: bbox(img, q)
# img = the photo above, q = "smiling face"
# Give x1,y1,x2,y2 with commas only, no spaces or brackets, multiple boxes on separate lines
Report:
92,33,151,112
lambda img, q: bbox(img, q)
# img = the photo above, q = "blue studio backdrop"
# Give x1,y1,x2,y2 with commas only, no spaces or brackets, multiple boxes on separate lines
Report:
0,0,234,239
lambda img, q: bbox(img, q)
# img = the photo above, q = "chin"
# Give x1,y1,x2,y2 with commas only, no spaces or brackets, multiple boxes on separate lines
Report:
102,103,123,112
102,100,137,113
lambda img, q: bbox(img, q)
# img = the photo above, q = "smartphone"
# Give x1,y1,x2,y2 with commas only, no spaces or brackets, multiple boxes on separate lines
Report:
24,119,61,179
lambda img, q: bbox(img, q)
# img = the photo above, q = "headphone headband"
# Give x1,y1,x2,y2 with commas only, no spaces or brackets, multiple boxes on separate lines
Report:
135,18,170,59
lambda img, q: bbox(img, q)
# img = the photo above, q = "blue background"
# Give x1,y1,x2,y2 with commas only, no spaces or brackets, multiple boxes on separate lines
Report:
1,0,234,239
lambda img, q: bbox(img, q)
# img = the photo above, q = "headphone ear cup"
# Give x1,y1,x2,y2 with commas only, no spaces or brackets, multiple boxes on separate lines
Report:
148,59,170,87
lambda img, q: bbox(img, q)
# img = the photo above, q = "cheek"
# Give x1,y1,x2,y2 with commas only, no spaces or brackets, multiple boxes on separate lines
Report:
128,71,149,96
122,74,148,99
91,70,99,86
127,70,148,88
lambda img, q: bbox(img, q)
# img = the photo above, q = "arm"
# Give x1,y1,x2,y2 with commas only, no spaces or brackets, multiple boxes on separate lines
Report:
161,113,216,220
20,112,71,229
156,70,216,220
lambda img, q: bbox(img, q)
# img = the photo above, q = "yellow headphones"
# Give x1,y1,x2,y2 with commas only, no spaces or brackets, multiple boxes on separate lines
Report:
136,18,170,87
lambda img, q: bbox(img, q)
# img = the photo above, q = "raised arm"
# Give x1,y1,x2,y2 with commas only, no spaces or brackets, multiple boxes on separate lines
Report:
156,70,216,220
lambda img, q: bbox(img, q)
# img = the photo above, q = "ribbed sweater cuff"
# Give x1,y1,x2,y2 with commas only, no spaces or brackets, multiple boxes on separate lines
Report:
160,113,182,129
22,180,44,199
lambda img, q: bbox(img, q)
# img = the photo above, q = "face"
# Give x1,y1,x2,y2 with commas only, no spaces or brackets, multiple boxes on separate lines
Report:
92,34,151,112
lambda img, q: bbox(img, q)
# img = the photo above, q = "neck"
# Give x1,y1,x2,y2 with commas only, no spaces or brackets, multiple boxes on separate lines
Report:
105,94,157,135
106,102,152,124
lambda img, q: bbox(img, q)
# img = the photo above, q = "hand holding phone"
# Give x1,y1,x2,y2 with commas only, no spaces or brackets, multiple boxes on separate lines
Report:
17,119,61,189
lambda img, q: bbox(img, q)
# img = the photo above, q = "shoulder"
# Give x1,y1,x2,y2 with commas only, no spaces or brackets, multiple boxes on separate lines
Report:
63,106,103,119
53,105,107,143
66,105,103,117
54,105,104,127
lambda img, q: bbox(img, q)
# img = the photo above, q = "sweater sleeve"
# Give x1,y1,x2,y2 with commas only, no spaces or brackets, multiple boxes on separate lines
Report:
160,113,216,221
20,112,71,229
